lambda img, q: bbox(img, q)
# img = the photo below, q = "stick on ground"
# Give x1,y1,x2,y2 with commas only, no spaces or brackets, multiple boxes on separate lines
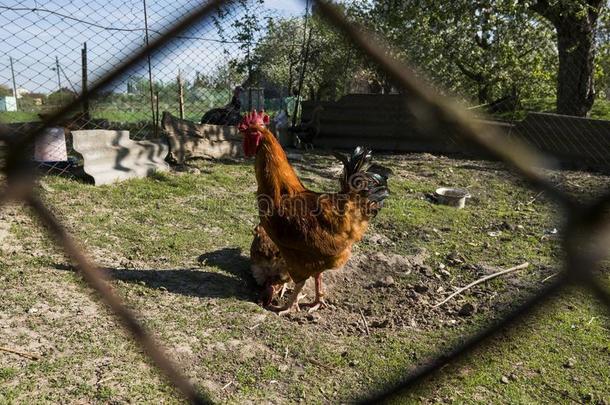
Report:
359,308,370,336
0,346,40,360
433,262,530,308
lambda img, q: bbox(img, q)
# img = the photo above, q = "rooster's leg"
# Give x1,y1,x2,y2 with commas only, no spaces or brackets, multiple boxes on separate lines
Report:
301,273,328,313
278,283,287,299
267,281,306,316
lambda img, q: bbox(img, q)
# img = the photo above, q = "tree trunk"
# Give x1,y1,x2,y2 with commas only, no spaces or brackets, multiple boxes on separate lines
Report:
478,83,491,105
555,22,596,116
528,0,604,117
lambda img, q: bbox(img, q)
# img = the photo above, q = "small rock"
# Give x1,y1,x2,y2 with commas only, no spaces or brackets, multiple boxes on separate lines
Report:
563,358,576,369
306,313,321,323
500,221,515,231
187,167,201,174
28,307,38,314
457,303,475,317
367,233,394,246
413,284,428,293
375,276,395,288
446,251,464,264
371,319,390,328
38,181,54,192
440,269,451,278
348,360,359,367
419,265,434,277
500,376,510,384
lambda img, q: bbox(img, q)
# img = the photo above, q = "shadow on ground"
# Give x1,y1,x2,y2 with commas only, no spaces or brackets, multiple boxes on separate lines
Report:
54,247,256,301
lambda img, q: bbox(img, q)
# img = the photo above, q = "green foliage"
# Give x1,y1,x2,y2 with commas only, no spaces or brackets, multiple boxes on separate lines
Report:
350,0,558,104
251,10,357,101
213,0,267,83
0,84,12,97
47,87,77,105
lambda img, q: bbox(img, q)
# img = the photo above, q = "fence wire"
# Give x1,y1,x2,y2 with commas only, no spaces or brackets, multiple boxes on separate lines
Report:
0,0,609,403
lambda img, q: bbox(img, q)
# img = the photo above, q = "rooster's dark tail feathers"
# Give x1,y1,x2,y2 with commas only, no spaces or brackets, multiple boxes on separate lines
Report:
333,147,391,217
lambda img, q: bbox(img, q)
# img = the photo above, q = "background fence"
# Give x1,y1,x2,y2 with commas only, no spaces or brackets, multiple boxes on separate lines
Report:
1,0,610,174
0,0,609,403
0,0,284,137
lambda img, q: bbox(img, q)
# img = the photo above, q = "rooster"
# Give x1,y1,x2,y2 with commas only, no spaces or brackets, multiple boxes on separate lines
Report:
239,111,390,314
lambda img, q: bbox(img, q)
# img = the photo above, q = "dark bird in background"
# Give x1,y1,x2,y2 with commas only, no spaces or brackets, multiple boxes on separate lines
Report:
200,86,243,126
289,105,323,150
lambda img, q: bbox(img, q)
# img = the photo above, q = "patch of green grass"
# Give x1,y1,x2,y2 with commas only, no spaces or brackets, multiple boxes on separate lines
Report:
0,367,18,380
590,98,610,120
0,111,40,123
393,289,610,404
490,97,610,121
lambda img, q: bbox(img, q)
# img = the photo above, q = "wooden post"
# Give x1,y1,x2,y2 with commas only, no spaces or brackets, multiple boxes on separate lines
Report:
155,90,160,138
81,42,90,120
55,56,62,91
177,70,184,119
143,0,156,137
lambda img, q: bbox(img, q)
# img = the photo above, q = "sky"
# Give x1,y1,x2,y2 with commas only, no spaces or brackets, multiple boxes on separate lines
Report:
0,0,305,95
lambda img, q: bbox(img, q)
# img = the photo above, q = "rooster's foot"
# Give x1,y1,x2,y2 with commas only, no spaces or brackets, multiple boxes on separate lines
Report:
267,281,306,316
301,299,328,313
267,302,300,316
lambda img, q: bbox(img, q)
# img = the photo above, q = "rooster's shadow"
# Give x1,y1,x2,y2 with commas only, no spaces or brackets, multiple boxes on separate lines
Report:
54,248,257,301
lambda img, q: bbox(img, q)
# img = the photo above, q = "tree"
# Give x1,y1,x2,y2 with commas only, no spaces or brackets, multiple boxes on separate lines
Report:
251,12,356,101
47,87,77,105
351,0,557,105
0,84,11,97
526,0,606,116
250,18,303,96
213,0,267,87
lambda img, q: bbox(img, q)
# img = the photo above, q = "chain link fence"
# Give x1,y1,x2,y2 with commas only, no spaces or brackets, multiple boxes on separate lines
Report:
0,0,609,403
0,0,285,175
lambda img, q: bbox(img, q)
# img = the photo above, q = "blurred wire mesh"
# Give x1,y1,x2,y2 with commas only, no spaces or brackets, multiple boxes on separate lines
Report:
0,0,609,403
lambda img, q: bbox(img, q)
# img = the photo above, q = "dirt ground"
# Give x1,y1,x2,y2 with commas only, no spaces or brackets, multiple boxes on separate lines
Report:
0,151,609,403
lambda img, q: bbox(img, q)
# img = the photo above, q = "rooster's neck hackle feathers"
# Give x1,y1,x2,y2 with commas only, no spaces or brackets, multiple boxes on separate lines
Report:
255,128,305,203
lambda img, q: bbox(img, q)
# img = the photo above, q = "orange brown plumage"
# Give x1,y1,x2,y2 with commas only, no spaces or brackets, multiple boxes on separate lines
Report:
240,111,390,314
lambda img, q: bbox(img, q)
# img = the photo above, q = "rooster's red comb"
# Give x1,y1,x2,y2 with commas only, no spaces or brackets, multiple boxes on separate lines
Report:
238,110,270,132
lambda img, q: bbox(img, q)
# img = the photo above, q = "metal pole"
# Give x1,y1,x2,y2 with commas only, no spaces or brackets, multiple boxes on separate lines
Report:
81,42,90,119
177,69,184,119
143,0,157,137
292,0,311,127
9,56,18,110
247,44,252,110
55,56,62,91
58,65,77,93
